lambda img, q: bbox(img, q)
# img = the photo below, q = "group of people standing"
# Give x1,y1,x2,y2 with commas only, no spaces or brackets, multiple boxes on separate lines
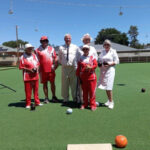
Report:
19,33,119,111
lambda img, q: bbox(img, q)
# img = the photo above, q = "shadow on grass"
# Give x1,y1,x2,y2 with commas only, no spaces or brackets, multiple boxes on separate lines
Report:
98,102,107,107
8,99,35,108
116,83,126,86
8,98,65,108
8,101,25,108
61,101,81,109
112,144,125,149
8,98,107,110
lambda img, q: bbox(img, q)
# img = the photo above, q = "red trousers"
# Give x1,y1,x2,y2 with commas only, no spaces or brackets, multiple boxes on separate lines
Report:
24,80,40,106
81,79,97,108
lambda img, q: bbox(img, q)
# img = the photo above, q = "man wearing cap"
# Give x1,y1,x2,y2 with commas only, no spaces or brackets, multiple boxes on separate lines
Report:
35,36,58,104
19,43,43,108
58,34,79,103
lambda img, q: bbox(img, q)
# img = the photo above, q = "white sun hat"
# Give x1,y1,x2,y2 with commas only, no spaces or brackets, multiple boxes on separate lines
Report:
25,43,34,50
82,44,90,50
81,33,93,41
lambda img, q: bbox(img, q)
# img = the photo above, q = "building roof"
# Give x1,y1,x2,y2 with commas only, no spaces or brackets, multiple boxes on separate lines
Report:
0,45,16,52
0,45,25,52
90,41,138,52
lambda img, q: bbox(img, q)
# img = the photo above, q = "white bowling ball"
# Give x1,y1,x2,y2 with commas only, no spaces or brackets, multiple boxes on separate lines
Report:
66,108,73,114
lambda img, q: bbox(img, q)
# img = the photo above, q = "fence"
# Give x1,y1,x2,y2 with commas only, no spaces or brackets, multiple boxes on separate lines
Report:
118,50,150,63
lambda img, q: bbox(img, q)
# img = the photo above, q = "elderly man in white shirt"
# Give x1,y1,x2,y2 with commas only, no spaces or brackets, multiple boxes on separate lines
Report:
58,34,79,103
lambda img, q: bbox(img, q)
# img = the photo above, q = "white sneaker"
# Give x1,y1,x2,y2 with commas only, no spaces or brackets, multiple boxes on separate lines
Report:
36,103,43,106
104,100,110,106
25,106,30,109
44,98,49,104
108,101,114,109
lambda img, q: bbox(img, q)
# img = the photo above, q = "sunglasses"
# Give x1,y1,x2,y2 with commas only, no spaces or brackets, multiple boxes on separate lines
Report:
41,40,48,43
83,48,89,51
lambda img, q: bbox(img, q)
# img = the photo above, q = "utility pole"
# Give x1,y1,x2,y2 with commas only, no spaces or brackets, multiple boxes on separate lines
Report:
16,25,19,66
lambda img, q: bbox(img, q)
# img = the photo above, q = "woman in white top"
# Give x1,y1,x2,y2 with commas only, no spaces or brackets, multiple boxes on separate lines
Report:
97,39,119,109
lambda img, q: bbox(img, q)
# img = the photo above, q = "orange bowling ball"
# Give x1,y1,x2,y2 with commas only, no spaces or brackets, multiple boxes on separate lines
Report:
115,135,128,148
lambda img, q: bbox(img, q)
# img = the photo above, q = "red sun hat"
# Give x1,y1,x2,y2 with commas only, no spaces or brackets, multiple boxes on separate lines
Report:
40,36,48,41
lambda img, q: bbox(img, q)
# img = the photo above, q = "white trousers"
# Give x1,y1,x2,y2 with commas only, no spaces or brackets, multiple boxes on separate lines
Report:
61,66,77,101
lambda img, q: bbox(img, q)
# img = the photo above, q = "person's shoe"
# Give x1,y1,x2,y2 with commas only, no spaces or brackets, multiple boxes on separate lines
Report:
44,98,49,104
63,99,69,103
91,107,97,111
36,103,43,106
77,102,81,108
108,101,114,109
25,105,30,109
52,96,58,102
80,105,85,110
104,100,110,107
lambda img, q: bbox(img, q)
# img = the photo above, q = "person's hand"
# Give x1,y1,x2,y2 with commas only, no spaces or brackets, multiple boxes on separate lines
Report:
25,68,34,73
103,62,109,67
32,68,37,73
85,65,92,70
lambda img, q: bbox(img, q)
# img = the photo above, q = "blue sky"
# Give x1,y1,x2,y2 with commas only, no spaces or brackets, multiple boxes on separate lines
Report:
1,0,150,48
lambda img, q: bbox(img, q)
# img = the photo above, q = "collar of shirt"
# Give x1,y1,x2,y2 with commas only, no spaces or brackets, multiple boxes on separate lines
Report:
65,43,73,48
24,53,33,58
39,45,49,51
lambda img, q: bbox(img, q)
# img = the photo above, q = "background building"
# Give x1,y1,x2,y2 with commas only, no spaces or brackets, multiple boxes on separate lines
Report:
90,42,150,63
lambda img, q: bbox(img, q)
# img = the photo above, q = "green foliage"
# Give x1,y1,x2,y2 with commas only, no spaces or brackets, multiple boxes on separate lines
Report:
128,26,138,41
95,28,129,46
3,40,28,48
128,25,142,49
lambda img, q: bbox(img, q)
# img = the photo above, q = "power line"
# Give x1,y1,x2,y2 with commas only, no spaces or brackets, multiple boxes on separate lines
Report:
26,0,150,8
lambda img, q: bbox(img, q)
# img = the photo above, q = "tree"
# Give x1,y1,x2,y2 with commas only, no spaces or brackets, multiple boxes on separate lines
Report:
95,28,129,46
2,40,28,48
128,26,139,48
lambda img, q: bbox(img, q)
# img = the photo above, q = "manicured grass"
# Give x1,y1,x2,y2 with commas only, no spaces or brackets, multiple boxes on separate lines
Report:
0,63,150,150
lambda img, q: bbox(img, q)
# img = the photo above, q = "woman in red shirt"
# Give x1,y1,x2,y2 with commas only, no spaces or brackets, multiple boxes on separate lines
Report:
19,44,43,108
76,45,97,111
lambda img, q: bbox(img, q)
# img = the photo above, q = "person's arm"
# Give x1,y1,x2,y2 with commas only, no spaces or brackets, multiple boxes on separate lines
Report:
34,54,40,72
86,59,97,71
113,50,119,65
19,57,34,73
76,61,81,77
92,47,98,61
58,46,62,65
98,51,103,67
73,46,80,70
107,50,119,67
19,57,24,70
53,49,58,70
